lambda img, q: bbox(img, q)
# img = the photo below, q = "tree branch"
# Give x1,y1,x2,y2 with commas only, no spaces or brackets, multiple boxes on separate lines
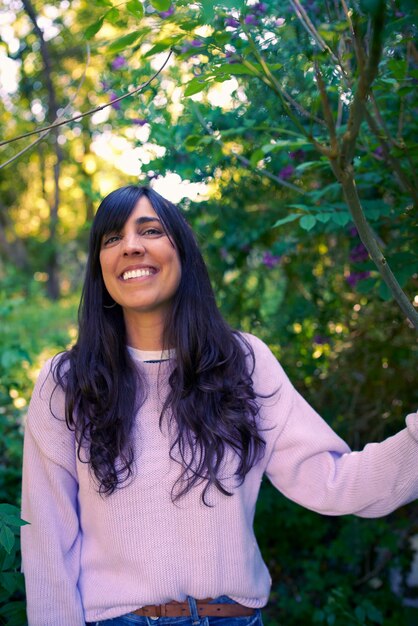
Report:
340,5,386,168
0,50,173,149
340,167,418,331
313,59,338,155
289,0,343,70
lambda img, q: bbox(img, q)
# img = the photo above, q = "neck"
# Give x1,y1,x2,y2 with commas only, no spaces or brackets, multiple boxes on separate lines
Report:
123,309,167,351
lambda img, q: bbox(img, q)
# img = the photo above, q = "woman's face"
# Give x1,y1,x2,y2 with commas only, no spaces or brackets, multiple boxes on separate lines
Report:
99,195,182,320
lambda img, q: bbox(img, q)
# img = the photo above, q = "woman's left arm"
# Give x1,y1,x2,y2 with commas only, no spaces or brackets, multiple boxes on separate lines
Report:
265,385,418,517
246,333,418,518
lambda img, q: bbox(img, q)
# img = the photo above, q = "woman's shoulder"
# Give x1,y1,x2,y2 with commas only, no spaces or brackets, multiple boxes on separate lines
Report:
235,331,278,360
234,331,289,380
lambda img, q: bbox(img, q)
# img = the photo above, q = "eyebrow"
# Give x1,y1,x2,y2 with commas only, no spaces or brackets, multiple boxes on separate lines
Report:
135,217,161,225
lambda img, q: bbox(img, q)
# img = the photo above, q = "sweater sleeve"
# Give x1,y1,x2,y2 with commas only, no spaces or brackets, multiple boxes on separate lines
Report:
21,359,85,626
247,334,418,517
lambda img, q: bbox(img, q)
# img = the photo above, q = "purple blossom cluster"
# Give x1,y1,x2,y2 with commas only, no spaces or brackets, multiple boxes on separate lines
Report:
278,164,294,180
349,243,369,263
313,335,328,345
109,92,121,110
180,39,204,54
159,5,175,19
253,2,268,14
289,149,306,162
111,56,126,70
262,251,281,269
132,118,148,126
345,271,371,288
225,17,240,28
244,14,259,26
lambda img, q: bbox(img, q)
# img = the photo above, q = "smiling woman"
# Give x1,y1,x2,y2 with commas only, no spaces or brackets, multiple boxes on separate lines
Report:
99,194,182,349
21,185,418,626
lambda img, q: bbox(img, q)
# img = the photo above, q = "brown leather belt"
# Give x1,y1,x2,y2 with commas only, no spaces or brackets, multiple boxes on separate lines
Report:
133,598,255,618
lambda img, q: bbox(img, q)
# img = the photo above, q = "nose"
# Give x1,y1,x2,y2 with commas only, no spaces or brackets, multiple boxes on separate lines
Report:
122,232,145,256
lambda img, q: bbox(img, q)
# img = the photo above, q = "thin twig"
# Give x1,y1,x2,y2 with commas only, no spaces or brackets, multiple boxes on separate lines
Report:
313,59,338,155
192,103,308,195
0,46,91,171
289,0,342,68
340,0,366,72
0,50,173,148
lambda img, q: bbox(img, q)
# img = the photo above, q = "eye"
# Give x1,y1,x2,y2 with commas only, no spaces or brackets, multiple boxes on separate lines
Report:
141,227,164,237
103,234,121,246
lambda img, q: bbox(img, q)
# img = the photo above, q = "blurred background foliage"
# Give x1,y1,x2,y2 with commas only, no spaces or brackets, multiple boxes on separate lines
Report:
0,0,418,624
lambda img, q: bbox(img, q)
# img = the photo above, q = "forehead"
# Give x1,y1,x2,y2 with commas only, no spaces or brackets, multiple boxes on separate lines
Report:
126,195,159,223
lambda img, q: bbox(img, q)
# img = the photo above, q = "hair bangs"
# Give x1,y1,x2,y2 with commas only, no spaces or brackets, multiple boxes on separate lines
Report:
92,186,145,248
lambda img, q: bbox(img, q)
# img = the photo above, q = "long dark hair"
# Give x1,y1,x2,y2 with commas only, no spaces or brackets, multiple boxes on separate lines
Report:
54,185,266,502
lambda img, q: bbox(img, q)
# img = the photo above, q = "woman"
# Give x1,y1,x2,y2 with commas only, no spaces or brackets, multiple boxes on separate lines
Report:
21,185,418,626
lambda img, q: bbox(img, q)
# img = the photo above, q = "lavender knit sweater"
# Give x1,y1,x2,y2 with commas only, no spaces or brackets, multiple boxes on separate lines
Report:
21,334,418,625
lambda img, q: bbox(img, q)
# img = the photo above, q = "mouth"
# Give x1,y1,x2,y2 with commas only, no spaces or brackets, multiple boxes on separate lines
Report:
120,267,158,281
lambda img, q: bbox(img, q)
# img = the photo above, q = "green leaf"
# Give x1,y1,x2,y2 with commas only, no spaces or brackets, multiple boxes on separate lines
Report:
85,17,104,40
201,0,216,20
250,149,265,168
0,525,14,554
378,280,392,301
355,277,375,294
107,30,143,53
365,603,383,624
126,0,144,19
331,212,350,226
0,572,20,595
219,63,259,77
144,35,185,58
315,212,332,223
272,214,301,228
184,78,209,97
300,215,317,230
354,606,366,623
149,0,171,10
104,7,120,24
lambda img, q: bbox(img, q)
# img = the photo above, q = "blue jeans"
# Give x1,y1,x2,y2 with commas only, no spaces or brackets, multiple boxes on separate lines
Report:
86,597,264,626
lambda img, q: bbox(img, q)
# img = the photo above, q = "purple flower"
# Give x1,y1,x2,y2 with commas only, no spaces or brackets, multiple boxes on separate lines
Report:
111,56,126,70
349,243,369,263
275,18,285,27
254,2,268,14
132,118,148,126
313,335,328,345
225,48,240,63
345,271,371,288
373,146,384,158
220,247,229,260
289,149,306,162
348,226,358,238
109,92,121,110
278,164,294,180
262,252,281,269
244,14,258,26
181,39,204,54
225,17,240,28
159,5,175,18
395,11,405,18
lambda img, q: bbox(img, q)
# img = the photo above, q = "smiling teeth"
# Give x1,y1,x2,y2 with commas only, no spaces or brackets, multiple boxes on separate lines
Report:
122,269,154,280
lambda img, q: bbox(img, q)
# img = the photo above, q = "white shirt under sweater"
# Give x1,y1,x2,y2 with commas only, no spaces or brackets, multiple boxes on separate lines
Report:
21,333,418,625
